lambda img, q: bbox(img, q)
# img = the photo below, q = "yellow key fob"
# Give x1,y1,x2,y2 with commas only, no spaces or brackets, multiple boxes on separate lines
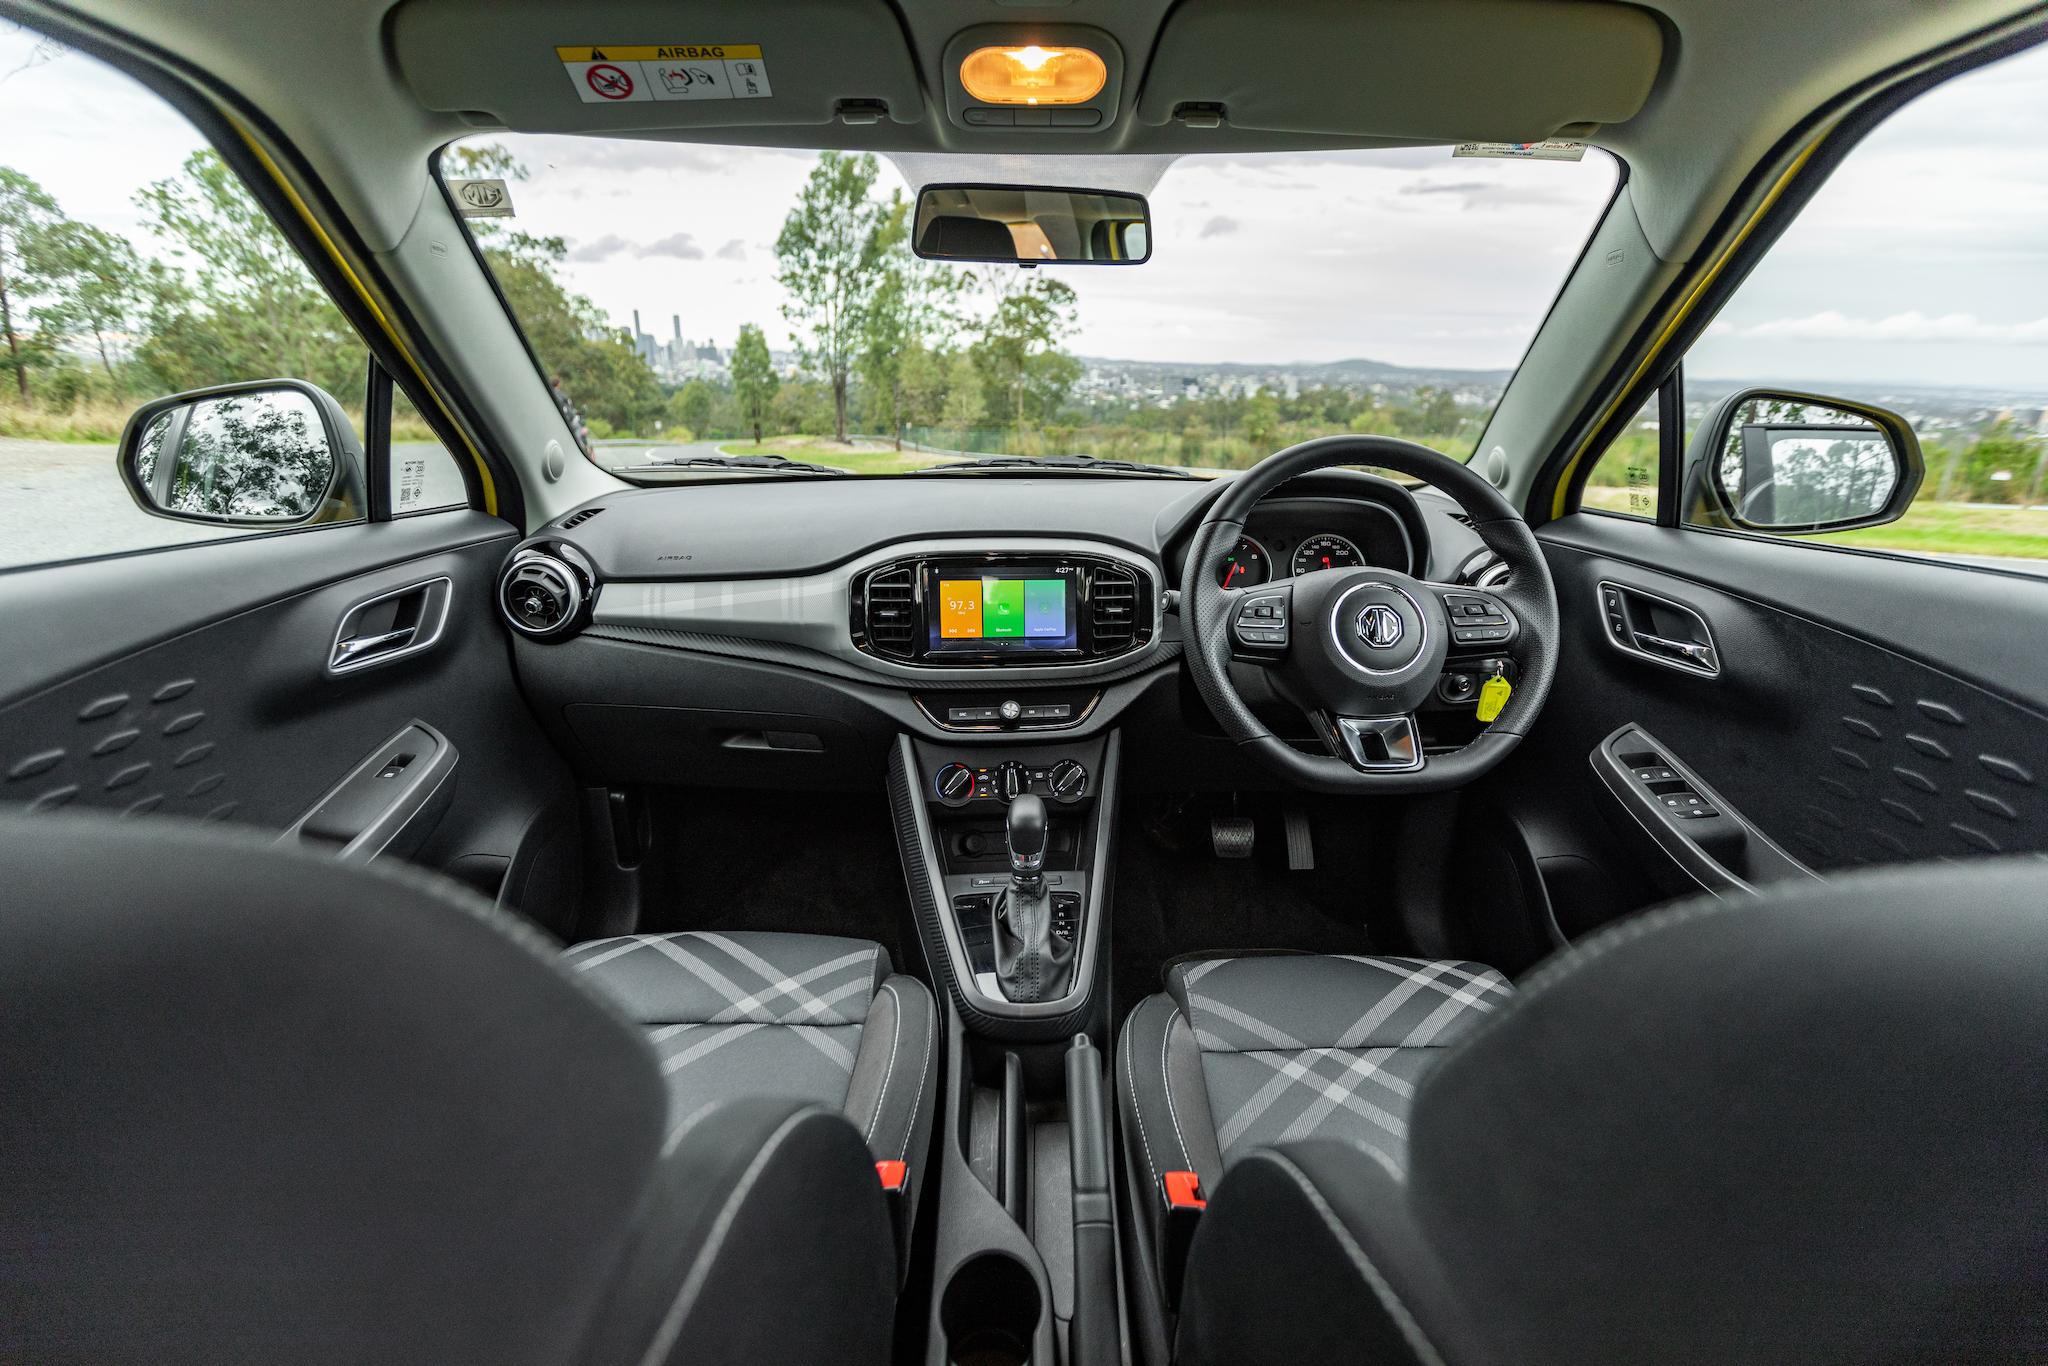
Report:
1476,674,1512,723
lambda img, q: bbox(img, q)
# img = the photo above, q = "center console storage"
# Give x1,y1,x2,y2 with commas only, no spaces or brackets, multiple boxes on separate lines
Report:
924,1016,1122,1366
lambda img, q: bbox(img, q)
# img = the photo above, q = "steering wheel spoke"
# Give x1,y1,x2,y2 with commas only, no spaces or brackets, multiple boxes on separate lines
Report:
1323,713,1425,773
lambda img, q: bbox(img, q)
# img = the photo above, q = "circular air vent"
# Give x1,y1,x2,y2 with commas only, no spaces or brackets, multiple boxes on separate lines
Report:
499,551,585,638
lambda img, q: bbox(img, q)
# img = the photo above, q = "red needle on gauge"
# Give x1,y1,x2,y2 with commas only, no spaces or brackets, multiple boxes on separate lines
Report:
1223,560,1242,587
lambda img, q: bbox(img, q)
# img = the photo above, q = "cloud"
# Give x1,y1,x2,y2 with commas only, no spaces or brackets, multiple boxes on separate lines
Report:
1399,180,1493,196
1737,310,2048,344
645,232,705,259
565,233,632,263
1199,215,1239,239
715,238,747,261
569,231,705,261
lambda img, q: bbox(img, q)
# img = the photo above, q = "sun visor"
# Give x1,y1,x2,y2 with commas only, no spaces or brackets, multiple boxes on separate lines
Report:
390,0,924,132
1136,0,1662,141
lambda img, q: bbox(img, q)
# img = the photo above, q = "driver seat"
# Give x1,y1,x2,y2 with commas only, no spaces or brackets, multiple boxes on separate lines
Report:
1119,860,2048,1364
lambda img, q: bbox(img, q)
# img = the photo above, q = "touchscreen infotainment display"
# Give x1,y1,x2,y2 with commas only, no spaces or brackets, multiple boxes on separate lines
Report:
929,571,1077,652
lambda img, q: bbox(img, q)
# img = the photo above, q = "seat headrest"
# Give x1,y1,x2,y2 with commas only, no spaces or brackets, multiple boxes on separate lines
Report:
916,214,1017,260
0,811,669,1365
1408,857,2048,1362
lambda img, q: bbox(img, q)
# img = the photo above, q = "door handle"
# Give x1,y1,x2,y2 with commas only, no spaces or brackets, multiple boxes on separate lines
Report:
1632,631,1714,668
326,576,452,675
334,626,417,663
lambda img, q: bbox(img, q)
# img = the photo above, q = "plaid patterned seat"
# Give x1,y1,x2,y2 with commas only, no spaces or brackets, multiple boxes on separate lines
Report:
565,931,936,1176
1117,953,1512,1225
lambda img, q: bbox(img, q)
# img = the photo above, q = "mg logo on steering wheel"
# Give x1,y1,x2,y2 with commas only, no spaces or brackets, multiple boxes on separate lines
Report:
1357,603,1404,650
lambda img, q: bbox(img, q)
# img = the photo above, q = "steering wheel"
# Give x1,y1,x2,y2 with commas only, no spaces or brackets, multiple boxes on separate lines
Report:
1182,435,1559,793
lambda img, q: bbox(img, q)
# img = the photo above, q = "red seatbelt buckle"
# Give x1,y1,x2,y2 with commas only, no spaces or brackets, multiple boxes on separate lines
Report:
876,1160,908,1193
1160,1170,1206,1309
877,1159,911,1268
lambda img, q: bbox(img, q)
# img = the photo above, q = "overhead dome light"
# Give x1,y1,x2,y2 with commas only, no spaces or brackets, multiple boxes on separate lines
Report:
959,44,1106,106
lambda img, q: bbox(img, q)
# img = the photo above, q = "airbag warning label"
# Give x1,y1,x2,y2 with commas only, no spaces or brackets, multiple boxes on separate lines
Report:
556,45,772,103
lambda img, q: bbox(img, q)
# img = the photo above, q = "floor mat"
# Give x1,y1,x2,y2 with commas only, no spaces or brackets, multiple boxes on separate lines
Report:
628,787,916,974
1110,794,1388,1027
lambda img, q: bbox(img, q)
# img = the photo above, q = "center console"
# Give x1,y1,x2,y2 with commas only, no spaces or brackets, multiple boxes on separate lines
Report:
888,727,1124,1366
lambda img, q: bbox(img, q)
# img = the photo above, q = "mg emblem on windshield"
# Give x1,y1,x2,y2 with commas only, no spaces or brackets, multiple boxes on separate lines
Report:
1357,603,1404,650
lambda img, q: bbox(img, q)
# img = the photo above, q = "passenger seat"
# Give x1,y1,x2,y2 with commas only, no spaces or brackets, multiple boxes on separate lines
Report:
567,932,937,1221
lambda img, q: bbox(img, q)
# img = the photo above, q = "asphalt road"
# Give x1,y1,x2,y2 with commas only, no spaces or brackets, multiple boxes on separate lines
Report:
1,437,468,571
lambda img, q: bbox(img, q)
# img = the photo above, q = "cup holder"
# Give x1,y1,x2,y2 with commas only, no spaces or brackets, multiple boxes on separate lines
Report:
939,1252,1042,1366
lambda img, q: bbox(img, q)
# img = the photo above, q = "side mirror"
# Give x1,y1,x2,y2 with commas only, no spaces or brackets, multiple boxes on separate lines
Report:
118,379,367,527
1681,388,1924,534
913,183,1151,265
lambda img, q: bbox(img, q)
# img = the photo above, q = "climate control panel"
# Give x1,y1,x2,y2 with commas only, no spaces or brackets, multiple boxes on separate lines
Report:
933,757,1090,807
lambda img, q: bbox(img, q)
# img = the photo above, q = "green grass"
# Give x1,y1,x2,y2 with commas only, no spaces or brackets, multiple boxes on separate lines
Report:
1582,483,2048,562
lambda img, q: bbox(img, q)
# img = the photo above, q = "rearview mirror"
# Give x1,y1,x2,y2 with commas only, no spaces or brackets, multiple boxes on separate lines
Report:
118,379,367,527
1682,388,1924,534
913,183,1151,265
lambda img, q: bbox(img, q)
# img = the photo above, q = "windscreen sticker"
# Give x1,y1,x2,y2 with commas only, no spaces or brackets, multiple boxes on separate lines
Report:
396,458,427,511
1453,140,1586,161
556,45,772,103
448,178,514,218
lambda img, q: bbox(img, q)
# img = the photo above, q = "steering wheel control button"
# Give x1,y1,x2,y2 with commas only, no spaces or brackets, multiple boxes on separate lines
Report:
1232,592,1291,650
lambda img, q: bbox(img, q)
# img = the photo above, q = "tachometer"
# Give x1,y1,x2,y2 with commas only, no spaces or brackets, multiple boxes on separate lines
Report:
1218,535,1272,588
1292,534,1364,576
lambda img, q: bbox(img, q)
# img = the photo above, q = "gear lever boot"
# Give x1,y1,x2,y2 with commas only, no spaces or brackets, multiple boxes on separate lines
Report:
992,794,1075,1002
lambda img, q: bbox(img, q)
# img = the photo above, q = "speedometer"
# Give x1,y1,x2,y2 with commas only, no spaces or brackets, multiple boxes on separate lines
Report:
1292,534,1364,576
1218,535,1271,588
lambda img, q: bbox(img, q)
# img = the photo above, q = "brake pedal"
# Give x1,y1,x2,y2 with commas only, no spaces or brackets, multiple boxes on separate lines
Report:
1283,804,1315,871
1210,814,1255,859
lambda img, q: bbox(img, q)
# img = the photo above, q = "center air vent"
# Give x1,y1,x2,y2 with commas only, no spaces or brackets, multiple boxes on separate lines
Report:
863,565,917,658
499,551,584,638
1090,566,1138,650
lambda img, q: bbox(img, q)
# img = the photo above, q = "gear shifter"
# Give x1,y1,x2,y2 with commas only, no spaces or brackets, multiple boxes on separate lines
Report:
992,794,1074,1003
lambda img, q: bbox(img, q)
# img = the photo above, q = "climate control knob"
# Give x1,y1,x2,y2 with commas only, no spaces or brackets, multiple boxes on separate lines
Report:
934,762,975,806
998,762,1026,801
1048,759,1088,802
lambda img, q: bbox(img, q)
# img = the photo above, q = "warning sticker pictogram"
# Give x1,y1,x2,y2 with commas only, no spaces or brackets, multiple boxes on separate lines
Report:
584,63,636,100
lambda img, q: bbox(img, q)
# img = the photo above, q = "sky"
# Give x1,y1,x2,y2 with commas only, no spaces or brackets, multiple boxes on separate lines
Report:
3,21,2045,390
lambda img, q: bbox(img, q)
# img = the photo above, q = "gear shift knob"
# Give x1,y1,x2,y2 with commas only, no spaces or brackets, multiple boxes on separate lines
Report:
1006,793,1048,883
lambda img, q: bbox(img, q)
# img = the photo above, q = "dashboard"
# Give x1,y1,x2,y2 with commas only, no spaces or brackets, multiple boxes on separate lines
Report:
492,468,1497,783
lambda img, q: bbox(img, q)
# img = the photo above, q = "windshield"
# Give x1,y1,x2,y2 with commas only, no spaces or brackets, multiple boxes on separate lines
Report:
447,138,1615,479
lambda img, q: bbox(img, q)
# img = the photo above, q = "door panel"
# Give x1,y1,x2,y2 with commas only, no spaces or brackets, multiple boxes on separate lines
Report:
1480,514,2048,928
0,514,579,929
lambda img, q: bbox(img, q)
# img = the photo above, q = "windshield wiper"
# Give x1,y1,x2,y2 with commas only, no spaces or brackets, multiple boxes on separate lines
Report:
929,454,1197,479
630,453,849,476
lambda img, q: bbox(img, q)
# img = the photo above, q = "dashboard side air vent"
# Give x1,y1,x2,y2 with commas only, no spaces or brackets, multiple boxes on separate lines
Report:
558,506,605,529
1446,511,1475,529
1090,566,1138,651
863,564,917,658
499,551,585,638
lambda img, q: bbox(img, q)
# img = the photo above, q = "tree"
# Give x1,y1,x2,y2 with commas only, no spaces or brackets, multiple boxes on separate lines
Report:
29,220,146,381
774,152,900,442
972,272,1081,430
730,322,779,444
940,350,984,433
0,167,61,402
898,343,948,434
856,197,966,449
673,379,713,438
